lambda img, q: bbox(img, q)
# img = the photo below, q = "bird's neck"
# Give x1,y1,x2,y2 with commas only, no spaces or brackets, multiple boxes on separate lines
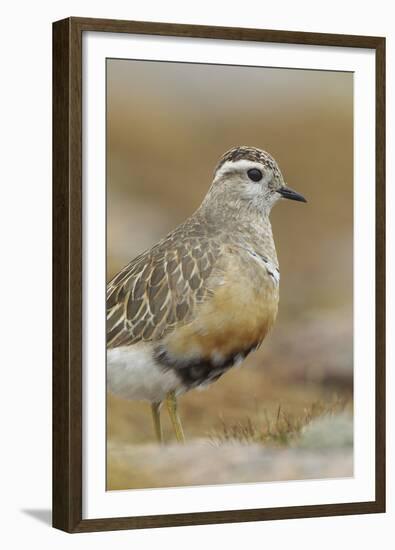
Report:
234,214,278,266
196,201,278,266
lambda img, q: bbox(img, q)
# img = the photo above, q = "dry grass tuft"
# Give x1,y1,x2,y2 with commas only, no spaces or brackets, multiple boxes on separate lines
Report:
209,396,350,447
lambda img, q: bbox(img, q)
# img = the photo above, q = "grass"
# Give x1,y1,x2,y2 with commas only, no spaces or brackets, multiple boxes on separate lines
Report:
209,396,350,447
107,386,353,489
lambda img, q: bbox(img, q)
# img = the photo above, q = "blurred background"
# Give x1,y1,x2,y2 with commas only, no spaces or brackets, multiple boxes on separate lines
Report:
106,59,353,490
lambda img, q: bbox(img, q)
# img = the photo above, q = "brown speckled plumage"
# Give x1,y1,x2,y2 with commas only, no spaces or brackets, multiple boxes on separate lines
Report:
107,216,223,348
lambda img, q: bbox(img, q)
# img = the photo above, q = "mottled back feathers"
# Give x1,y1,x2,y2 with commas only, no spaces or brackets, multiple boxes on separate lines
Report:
107,218,222,348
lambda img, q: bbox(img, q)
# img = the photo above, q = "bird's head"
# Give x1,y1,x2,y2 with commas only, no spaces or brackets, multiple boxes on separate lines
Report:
206,146,306,217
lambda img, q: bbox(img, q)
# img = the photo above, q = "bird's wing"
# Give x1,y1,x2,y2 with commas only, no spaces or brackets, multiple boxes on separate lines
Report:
106,230,222,348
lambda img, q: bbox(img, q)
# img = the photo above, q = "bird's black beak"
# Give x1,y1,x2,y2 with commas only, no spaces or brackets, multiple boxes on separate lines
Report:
278,186,307,203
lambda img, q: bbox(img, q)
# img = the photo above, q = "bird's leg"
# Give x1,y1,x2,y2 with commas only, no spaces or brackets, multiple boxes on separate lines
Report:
166,391,185,443
151,401,163,444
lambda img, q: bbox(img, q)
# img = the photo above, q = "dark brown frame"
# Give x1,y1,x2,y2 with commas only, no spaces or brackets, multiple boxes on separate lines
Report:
53,16,386,533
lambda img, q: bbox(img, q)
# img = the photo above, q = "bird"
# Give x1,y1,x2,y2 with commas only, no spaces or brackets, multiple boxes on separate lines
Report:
106,146,306,443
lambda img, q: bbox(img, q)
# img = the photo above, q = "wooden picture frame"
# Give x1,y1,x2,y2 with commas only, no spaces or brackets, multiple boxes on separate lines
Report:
53,17,385,533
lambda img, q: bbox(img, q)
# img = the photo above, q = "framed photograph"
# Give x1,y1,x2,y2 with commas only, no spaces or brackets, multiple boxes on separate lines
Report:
53,17,385,532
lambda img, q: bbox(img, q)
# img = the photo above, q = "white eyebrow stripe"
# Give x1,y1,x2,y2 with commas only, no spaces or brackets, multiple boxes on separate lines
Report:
214,159,271,182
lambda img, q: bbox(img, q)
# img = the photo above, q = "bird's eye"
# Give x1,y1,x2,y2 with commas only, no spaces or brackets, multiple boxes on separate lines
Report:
247,168,263,182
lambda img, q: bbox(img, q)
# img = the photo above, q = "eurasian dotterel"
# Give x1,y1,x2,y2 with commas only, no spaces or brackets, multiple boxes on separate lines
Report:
107,146,307,443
